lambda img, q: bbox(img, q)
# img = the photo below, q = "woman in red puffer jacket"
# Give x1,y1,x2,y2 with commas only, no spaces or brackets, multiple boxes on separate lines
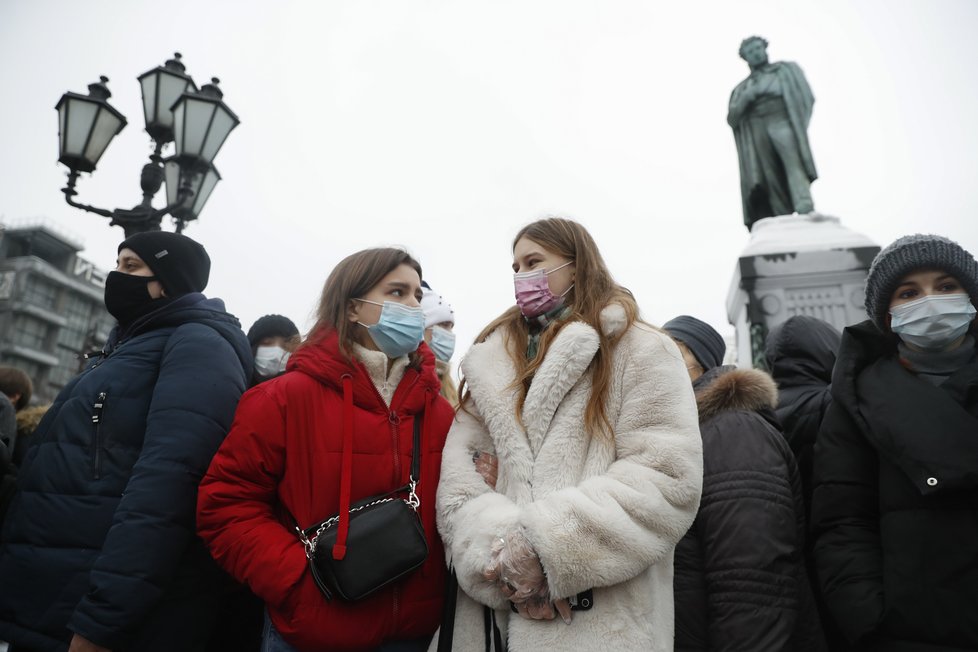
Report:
197,248,454,652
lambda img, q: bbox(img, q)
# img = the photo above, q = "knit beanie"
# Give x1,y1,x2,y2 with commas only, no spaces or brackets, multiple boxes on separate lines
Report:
864,234,978,331
663,315,726,371
247,314,300,350
119,231,210,296
420,281,455,328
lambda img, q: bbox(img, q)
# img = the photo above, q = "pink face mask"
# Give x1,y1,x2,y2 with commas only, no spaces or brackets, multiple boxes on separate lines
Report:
513,261,574,317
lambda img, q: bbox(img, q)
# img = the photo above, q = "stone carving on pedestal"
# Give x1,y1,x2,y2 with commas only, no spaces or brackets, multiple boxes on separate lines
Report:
726,213,880,368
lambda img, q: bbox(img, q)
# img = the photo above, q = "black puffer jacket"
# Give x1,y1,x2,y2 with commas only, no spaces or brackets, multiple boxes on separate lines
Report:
675,366,826,652
0,395,15,528
765,315,840,516
0,293,251,652
811,320,978,651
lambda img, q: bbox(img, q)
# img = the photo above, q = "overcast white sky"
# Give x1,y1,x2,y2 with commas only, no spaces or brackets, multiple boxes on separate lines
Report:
2,0,977,361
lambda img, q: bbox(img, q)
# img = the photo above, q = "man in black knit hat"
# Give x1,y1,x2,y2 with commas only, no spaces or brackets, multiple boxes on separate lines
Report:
0,232,252,652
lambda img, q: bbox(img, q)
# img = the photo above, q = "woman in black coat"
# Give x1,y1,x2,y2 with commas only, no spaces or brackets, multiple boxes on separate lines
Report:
811,234,978,651
665,316,825,652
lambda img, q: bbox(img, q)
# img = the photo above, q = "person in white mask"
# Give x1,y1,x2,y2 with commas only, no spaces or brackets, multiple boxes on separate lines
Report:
247,314,301,386
420,282,458,406
811,234,978,651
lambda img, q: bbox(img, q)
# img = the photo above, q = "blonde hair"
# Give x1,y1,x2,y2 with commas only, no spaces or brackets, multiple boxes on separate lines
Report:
438,367,460,407
461,217,638,438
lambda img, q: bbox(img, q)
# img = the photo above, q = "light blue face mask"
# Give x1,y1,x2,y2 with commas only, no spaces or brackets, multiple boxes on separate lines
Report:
356,299,425,358
429,325,456,362
889,293,977,351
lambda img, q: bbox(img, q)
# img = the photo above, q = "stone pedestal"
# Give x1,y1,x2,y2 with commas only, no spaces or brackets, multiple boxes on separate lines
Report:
726,213,880,368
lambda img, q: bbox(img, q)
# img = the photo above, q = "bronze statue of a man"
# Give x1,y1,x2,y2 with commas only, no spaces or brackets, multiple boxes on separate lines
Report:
728,36,817,230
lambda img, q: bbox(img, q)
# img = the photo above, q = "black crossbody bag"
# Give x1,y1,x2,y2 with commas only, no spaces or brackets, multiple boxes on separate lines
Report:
295,406,428,601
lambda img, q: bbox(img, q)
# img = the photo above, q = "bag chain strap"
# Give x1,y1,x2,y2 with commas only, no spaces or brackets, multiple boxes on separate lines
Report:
295,477,420,560
295,396,425,561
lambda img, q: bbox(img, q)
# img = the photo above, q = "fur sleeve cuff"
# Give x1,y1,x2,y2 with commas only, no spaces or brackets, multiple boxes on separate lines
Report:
448,491,521,610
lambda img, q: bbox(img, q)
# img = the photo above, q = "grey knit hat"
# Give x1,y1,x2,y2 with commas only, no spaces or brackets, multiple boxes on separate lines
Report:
864,234,978,331
663,315,726,371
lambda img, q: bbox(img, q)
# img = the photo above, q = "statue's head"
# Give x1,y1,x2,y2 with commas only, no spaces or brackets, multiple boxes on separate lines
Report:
738,36,769,67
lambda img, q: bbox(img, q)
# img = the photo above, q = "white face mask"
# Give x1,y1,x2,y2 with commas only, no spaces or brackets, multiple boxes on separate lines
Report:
889,294,977,351
254,345,291,377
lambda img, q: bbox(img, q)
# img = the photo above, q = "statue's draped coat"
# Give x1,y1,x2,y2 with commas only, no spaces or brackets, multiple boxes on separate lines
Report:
729,62,817,228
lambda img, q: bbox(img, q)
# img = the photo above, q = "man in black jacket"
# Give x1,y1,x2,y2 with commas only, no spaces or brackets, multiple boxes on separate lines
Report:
665,316,826,652
0,232,251,652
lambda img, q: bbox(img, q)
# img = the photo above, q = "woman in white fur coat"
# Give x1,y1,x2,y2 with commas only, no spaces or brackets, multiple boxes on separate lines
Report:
433,218,703,651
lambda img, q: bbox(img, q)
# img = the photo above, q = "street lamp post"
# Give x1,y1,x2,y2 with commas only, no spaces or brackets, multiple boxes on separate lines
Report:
56,53,239,238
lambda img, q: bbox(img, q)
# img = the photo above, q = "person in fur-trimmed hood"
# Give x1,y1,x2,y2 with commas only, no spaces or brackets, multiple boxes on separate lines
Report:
664,316,826,652
432,218,703,652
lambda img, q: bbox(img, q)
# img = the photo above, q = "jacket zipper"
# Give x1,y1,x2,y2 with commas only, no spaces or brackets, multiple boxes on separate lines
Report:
392,584,400,634
92,392,107,479
389,410,402,486
360,367,421,628
363,369,420,486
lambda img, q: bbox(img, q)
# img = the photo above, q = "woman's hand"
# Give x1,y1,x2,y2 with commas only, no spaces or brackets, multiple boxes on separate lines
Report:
473,451,498,489
69,634,111,652
484,529,572,624
512,596,573,623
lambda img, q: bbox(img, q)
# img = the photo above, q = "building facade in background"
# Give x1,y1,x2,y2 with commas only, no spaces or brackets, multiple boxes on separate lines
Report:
0,222,113,404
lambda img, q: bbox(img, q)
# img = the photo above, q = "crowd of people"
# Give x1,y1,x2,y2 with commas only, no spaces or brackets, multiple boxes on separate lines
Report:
0,220,975,652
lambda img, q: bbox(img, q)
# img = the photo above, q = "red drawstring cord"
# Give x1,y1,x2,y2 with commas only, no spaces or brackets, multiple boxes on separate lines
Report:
333,380,431,560
418,388,432,491
333,375,355,560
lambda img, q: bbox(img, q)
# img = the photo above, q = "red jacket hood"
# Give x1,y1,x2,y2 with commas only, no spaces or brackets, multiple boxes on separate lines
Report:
286,329,441,415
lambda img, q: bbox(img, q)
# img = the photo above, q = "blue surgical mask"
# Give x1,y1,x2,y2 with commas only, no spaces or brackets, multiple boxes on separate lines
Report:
356,299,425,358
429,326,456,362
889,293,977,351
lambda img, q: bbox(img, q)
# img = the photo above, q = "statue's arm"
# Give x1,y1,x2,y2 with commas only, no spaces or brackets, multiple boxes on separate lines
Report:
727,80,754,128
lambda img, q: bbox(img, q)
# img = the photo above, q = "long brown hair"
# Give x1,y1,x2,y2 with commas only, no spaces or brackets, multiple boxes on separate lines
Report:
303,248,423,361
461,217,638,438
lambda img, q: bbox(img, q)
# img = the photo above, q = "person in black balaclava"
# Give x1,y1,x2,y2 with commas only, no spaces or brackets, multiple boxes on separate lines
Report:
105,230,212,330
0,231,252,652
765,315,840,515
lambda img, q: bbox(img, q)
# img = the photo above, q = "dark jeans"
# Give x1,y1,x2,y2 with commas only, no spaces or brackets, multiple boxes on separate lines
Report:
261,613,431,652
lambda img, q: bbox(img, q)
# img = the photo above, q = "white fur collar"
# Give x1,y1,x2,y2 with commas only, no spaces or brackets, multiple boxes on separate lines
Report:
352,342,409,406
461,304,627,458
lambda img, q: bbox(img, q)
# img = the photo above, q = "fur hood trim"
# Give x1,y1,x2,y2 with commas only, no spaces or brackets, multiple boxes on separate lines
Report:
695,367,778,422
16,404,49,436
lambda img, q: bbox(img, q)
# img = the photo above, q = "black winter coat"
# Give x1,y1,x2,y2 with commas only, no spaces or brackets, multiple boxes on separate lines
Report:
674,366,826,652
811,320,978,651
0,395,15,528
765,315,840,516
0,293,251,652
